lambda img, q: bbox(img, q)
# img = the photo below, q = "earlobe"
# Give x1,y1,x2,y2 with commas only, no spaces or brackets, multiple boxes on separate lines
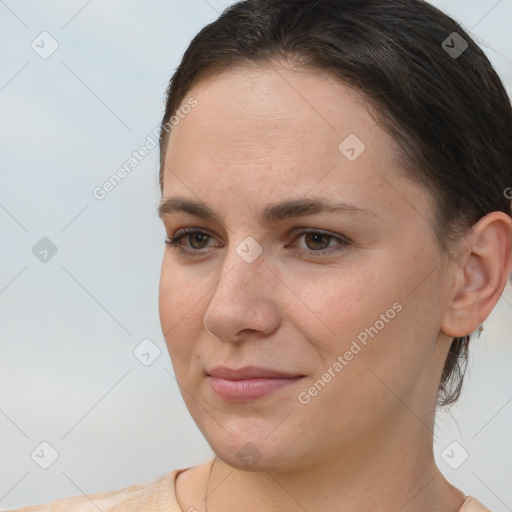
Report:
440,211,512,338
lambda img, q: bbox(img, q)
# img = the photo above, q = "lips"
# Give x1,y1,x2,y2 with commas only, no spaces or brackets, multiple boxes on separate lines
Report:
207,365,303,380
206,366,305,401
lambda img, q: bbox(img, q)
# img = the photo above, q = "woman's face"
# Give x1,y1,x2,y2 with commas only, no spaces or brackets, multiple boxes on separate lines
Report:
158,63,455,472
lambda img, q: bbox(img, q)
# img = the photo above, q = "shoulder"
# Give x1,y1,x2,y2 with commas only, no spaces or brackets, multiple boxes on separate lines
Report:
459,496,493,511
7,468,183,512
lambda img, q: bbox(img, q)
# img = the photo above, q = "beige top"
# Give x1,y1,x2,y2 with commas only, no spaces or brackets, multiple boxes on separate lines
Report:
9,458,492,511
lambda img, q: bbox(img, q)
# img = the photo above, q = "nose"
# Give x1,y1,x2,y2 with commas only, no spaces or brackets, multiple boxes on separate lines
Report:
203,244,280,343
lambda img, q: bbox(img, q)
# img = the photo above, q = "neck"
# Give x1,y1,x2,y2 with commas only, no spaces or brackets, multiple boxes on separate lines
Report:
204,417,465,512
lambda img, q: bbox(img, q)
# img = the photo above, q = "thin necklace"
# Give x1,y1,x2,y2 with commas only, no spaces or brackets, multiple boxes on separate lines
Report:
204,456,216,512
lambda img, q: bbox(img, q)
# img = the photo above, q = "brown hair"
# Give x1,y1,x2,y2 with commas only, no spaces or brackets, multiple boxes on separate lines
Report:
158,0,512,407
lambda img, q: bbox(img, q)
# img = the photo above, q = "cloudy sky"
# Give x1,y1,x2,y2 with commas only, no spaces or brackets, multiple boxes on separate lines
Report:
1,0,511,509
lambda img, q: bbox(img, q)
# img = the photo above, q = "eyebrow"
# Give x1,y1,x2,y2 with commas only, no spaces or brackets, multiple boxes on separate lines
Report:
157,196,377,224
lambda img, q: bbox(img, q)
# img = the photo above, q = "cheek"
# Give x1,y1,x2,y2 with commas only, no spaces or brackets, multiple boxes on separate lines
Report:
285,256,428,386
158,257,207,359
277,260,389,356
159,254,210,320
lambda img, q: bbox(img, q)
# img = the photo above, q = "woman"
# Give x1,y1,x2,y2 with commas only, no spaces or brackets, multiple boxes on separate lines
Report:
12,0,512,510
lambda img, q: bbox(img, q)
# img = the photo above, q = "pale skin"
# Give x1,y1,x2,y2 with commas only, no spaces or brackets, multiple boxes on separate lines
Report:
157,62,512,512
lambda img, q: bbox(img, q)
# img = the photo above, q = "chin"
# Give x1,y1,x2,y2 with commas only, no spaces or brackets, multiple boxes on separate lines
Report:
203,427,313,474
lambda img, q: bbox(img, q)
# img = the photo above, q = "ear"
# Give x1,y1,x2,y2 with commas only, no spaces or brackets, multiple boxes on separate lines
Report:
441,211,512,338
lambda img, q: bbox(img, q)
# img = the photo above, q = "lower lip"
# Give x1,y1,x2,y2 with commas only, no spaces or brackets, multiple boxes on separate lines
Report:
208,376,304,401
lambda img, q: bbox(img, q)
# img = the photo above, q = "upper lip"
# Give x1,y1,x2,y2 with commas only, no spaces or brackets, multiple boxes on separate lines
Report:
206,365,304,380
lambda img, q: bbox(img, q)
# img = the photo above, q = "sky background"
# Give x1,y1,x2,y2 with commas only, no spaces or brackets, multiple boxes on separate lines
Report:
1,0,511,509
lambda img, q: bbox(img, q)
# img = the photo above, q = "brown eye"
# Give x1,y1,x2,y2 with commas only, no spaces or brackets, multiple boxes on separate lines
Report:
165,229,217,256
165,227,350,258
188,233,211,249
292,229,349,255
303,232,332,251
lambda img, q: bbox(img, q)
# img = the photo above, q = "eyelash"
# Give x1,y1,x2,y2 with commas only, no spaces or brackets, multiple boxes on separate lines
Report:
164,227,350,258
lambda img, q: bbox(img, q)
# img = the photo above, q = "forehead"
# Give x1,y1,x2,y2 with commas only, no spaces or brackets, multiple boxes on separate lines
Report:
162,63,431,226
167,63,379,160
